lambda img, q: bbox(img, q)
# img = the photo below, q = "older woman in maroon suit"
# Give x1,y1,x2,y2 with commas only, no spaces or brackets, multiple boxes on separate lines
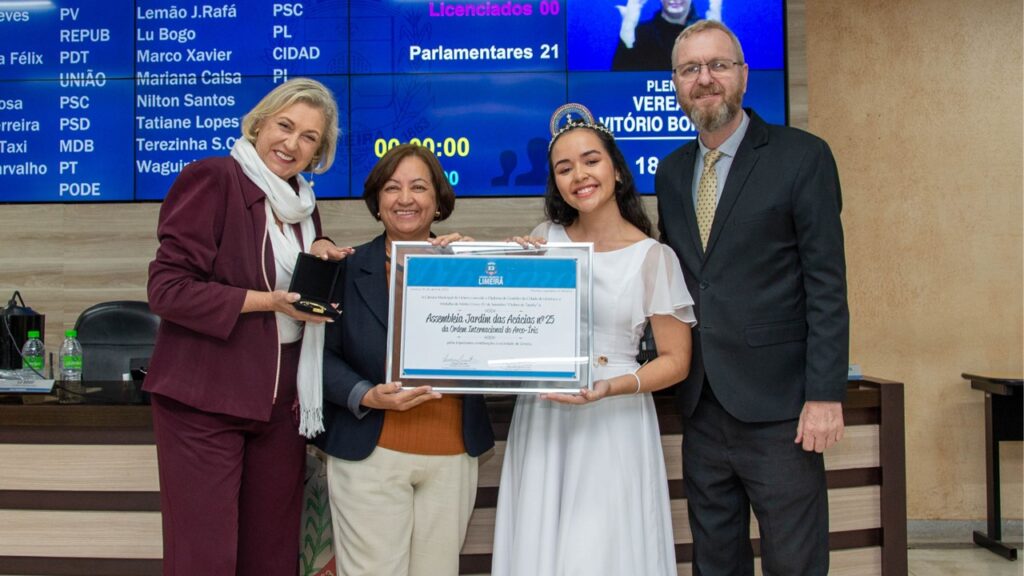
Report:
145,78,350,575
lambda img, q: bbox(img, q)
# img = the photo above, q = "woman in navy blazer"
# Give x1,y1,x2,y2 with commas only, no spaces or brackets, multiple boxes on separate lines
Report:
316,144,494,576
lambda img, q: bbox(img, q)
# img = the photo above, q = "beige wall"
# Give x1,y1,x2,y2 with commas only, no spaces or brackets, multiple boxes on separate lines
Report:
1,1,1020,522
806,0,1024,519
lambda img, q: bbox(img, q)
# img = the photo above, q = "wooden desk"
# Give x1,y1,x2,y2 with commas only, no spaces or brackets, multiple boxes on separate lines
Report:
963,372,1023,561
0,377,908,575
0,383,154,575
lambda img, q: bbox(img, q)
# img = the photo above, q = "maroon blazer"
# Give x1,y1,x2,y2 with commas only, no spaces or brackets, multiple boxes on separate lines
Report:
145,156,323,421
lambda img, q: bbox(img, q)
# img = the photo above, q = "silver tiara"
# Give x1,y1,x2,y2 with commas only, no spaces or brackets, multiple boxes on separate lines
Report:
548,103,614,150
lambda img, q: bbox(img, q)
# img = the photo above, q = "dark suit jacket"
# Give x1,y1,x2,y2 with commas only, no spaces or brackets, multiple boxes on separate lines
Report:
147,156,323,421
315,233,495,461
656,109,849,423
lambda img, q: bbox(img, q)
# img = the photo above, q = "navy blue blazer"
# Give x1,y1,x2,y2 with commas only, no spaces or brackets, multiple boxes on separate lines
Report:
315,233,495,461
656,109,849,423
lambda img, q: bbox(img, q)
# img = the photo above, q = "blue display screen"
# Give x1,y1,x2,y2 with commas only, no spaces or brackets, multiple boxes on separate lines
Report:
350,73,565,197
0,0,786,202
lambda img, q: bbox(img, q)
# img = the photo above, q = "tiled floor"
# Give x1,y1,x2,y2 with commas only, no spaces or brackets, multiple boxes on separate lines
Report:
470,524,1024,575
908,545,1023,575
908,521,1023,575
469,545,1023,576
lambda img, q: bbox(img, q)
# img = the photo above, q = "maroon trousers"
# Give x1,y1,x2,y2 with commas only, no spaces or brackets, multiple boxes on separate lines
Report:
151,342,306,575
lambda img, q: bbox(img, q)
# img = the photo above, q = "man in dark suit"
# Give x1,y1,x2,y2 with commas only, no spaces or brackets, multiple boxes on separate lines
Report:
656,20,849,575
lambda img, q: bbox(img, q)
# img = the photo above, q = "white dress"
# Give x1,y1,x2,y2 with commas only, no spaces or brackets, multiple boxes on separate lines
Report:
492,223,696,576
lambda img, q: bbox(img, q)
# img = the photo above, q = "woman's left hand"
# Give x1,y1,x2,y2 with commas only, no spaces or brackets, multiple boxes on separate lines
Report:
431,232,474,247
509,235,546,249
541,379,611,405
247,289,336,324
310,238,355,261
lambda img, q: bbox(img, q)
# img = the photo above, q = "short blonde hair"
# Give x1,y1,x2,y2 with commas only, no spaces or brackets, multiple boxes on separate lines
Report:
671,19,746,68
241,78,339,174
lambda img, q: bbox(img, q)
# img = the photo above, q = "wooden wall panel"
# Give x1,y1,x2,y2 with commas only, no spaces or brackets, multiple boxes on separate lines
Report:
1,383,902,575
479,422,880,488
675,547,882,576
0,445,158,492
461,487,880,557
825,424,880,470
0,510,162,559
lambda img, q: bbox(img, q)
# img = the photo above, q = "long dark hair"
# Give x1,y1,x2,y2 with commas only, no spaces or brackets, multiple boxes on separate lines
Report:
543,124,652,236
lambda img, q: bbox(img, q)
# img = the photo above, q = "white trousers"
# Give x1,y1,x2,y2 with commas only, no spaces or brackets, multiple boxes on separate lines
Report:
326,447,477,576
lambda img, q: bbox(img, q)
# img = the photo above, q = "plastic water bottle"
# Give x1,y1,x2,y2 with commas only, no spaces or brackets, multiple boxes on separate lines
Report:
59,329,84,403
20,330,45,376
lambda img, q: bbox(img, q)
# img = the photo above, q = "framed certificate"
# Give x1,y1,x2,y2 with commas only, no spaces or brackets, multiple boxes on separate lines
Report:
386,241,593,394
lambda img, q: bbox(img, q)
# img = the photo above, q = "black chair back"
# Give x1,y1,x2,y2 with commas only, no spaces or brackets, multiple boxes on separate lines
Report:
73,301,160,381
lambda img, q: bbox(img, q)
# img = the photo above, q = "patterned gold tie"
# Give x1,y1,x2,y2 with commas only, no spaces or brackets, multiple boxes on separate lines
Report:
696,149,723,250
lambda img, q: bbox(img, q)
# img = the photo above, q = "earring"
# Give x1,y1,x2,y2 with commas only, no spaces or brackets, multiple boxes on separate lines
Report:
376,212,381,220
434,210,441,221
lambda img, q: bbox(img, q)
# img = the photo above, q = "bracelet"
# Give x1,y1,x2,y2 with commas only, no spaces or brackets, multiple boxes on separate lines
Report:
630,371,642,395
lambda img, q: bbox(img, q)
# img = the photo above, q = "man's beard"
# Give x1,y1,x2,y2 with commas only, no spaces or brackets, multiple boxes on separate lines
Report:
683,85,742,133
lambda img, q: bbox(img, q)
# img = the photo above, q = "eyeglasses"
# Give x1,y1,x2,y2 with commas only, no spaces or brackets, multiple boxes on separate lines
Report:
674,59,743,80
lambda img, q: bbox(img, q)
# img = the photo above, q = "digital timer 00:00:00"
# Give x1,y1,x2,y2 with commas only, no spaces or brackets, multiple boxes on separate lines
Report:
374,137,471,159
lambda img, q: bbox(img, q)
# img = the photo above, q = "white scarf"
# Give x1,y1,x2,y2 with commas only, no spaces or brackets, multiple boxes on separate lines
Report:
231,138,325,438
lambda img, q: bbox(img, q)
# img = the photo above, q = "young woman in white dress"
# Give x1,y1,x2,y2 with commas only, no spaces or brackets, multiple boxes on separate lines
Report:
492,104,696,576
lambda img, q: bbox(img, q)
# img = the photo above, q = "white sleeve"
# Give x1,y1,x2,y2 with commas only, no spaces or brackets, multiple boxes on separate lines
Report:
635,242,697,328
529,221,554,240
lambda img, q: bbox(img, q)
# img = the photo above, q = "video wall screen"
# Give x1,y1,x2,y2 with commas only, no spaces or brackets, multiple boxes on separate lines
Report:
0,0,785,202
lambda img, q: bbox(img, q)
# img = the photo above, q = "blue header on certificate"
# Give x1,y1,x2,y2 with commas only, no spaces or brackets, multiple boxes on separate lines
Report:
405,256,576,289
